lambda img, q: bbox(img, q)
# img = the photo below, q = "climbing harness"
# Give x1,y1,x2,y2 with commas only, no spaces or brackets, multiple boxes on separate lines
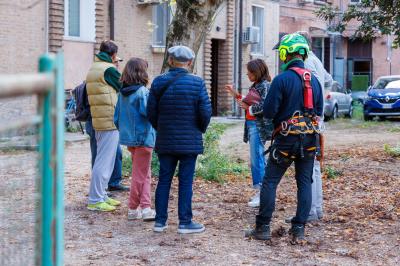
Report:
265,67,324,162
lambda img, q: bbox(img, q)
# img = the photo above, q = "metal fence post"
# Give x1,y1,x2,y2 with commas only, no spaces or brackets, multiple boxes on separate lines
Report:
54,52,65,266
38,54,55,266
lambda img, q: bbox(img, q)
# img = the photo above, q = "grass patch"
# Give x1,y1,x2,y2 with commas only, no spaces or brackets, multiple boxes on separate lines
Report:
196,123,249,183
121,150,132,177
324,166,342,179
388,127,400,133
151,152,160,177
352,101,364,121
66,124,80,133
384,144,400,157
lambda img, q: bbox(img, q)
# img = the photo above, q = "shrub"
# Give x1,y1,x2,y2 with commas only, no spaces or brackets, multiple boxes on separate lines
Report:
122,123,249,182
324,166,342,179
384,144,400,157
196,123,248,183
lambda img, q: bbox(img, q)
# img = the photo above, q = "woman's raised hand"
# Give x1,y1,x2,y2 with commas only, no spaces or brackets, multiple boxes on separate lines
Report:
225,84,238,97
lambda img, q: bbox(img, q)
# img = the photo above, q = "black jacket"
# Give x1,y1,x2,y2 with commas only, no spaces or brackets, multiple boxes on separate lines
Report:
263,60,323,128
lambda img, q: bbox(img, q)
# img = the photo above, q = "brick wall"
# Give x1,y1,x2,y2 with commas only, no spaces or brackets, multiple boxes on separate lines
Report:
217,0,235,114
203,1,235,115
95,0,107,53
241,0,280,90
103,1,163,79
0,1,47,124
372,39,400,82
49,0,64,52
0,1,46,74
203,36,212,95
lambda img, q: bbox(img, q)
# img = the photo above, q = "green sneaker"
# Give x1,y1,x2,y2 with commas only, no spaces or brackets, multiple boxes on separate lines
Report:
105,197,121,206
87,202,116,212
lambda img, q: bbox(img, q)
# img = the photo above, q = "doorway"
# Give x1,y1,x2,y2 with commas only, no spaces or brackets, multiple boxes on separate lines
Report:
211,39,222,116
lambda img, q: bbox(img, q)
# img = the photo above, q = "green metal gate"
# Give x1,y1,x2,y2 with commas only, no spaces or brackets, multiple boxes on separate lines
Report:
0,53,64,266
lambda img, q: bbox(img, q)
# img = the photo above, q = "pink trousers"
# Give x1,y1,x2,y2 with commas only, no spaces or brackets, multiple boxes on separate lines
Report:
127,147,153,209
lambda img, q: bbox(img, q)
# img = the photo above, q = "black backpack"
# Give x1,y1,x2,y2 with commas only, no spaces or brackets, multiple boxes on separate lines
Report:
73,81,91,122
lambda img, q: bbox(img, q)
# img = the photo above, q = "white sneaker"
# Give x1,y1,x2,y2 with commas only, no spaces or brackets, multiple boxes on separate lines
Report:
141,208,156,221
127,208,142,220
248,191,260,208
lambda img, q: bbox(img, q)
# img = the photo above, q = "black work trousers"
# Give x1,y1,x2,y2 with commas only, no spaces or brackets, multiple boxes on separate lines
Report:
256,134,316,226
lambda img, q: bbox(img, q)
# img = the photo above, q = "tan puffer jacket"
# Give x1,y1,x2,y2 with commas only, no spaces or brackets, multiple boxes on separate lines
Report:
86,59,118,131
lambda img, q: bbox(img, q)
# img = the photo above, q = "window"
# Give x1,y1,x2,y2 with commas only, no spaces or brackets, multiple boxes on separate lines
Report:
152,3,172,47
312,37,324,62
251,6,264,55
68,0,80,36
64,0,96,42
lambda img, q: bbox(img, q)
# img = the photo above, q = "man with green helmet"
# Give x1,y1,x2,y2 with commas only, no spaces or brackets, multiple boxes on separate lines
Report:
245,33,324,243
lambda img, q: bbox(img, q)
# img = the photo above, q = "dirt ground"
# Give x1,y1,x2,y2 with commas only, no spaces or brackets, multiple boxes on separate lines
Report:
1,119,400,265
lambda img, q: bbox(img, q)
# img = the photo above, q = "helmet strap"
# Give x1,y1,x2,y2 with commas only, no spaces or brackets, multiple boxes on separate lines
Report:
280,58,303,71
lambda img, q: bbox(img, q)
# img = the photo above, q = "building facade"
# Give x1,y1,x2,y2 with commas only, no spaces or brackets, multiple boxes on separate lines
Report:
0,0,280,118
279,0,400,90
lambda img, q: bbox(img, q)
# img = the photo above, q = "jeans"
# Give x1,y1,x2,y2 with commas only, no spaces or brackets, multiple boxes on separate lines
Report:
127,147,153,210
155,154,198,225
256,135,315,225
246,120,265,189
310,160,323,217
85,120,122,187
88,130,119,204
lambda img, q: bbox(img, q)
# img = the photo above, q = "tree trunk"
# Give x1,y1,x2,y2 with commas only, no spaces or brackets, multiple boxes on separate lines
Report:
161,0,225,73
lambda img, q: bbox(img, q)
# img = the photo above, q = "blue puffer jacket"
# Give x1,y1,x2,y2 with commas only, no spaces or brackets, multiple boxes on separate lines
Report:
114,84,156,148
147,68,212,154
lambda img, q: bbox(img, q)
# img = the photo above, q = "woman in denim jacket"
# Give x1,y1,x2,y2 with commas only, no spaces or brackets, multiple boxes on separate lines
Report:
114,58,156,221
226,59,273,208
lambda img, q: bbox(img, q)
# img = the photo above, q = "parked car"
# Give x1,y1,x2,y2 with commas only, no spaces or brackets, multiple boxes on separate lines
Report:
324,81,353,120
363,75,400,121
351,90,368,104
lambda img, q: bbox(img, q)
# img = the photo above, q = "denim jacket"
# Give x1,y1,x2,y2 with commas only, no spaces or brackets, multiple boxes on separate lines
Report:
114,84,156,148
244,79,273,144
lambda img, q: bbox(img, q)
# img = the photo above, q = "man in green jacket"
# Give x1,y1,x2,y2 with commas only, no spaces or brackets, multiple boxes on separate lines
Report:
86,40,123,212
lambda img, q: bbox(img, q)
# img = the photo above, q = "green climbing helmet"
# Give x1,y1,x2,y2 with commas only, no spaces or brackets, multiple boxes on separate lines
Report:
278,33,310,62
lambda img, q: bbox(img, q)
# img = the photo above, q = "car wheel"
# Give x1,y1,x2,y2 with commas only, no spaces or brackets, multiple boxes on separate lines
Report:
378,116,386,121
364,114,372,121
345,104,353,118
332,105,338,120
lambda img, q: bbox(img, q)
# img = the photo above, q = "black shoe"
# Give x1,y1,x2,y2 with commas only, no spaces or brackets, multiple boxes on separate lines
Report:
107,184,130,192
289,224,305,243
245,224,271,241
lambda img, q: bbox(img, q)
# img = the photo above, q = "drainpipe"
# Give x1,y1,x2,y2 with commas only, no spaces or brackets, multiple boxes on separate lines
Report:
110,0,115,40
233,0,239,117
237,0,243,117
387,34,392,76
45,0,49,53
